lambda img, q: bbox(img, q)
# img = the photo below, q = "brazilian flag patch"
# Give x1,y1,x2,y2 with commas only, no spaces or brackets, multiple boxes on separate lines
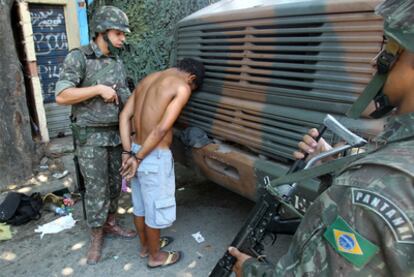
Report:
323,216,379,268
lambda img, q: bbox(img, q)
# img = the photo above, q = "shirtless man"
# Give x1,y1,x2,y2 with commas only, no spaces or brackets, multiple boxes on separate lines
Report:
119,58,205,268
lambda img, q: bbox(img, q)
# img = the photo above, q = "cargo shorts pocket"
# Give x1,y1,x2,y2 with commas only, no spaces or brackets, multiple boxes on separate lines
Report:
154,197,176,226
138,163,159,175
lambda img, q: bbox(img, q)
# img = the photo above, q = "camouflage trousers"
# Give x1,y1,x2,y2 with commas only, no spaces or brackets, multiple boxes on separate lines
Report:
77,144,122,228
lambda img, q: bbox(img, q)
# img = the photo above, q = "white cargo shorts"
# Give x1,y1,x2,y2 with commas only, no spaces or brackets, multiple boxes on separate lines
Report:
130,143,176,229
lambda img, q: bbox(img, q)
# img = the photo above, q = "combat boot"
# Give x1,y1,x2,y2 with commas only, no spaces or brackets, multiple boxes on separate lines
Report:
87,227,104,265
103,213,137,239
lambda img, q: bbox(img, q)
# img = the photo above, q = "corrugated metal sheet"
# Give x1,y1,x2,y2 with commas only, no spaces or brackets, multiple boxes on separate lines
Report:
176,0,383,162
30,4,71,137
43,103,71,138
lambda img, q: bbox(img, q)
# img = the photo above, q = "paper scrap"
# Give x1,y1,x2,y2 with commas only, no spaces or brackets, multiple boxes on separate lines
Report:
52,170,69,179
121,178,131,193
192,231,205,243
0,223,12,241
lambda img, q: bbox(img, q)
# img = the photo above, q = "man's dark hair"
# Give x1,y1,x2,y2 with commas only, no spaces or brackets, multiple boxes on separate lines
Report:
177,58,205,88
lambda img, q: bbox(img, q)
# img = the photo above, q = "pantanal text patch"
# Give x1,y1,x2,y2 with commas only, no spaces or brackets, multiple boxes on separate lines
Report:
352,188,414,244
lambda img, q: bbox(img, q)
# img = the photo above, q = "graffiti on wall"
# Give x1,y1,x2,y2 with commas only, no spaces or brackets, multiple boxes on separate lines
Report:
30,4,69,103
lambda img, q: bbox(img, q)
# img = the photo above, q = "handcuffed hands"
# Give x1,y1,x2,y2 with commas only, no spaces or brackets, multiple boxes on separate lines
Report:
119,155,139,181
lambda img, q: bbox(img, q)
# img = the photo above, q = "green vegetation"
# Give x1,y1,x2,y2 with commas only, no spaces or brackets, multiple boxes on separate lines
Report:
89,0,218,85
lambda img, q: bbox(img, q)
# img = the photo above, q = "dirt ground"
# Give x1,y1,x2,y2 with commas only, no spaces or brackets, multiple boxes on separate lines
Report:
0,160,292,277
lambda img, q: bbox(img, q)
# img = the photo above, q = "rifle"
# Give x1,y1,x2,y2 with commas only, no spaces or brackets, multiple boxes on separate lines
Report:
209,114,367,277
70,116,87,220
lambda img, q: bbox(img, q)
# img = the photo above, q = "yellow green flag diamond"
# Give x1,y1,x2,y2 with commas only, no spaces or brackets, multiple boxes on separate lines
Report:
324,216,379,268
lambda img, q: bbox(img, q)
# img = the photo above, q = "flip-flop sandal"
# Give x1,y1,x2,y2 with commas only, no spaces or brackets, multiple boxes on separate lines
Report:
139,236,174,258
147,251,182,269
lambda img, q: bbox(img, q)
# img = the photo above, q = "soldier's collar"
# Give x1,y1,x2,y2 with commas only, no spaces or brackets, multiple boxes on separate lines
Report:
90,40,115,58
373,112,414,144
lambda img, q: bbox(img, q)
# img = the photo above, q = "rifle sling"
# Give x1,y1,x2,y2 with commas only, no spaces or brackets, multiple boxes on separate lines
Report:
346,73,388,118
266,153,368,217
269,152,367,188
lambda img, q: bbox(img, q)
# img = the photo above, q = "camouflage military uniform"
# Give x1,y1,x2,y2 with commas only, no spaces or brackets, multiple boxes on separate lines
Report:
242,113,414,276
55,40,130,228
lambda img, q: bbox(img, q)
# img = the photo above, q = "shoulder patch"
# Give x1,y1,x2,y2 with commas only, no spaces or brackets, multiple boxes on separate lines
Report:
352,188,414,244
323,216,379,268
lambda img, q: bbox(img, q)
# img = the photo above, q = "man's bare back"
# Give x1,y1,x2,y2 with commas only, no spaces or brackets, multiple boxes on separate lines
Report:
119,58,204,180
133,68,193,150
118,58,204,269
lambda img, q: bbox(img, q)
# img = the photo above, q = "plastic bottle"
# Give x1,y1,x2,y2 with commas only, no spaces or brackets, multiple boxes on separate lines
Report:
54,206,67,216
45,203,67,216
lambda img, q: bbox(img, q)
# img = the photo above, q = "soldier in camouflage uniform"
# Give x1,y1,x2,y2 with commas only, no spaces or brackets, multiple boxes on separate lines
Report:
229,0,414,275
55,6,136,265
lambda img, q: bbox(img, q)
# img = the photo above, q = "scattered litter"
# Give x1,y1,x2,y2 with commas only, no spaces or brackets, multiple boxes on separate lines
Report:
52,170,69,179
196,251,203,258
177,187,185,191
121,178,131,193
40,157,48,165
113,255,119,260
192,231,205,243
63,194,75,206
64,206,74,214
39,165,49,171
43,193,64,206
0,223,12,241
34,214,77,238
45,203,68,216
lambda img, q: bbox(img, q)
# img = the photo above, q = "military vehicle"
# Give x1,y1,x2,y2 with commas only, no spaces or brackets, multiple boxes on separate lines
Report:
172,0,384,204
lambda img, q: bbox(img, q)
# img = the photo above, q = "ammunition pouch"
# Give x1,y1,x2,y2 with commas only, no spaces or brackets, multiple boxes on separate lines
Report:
70,123,87,145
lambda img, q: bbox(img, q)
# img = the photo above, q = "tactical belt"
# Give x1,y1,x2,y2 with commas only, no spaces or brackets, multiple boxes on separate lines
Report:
70,123,119,145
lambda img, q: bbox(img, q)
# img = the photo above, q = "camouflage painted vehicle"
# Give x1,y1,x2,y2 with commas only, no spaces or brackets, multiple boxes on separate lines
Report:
171,0,384,204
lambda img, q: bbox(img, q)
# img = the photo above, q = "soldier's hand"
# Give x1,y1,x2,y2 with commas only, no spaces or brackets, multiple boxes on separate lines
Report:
98,84,119,105
293,128,332,160
228,246,252,277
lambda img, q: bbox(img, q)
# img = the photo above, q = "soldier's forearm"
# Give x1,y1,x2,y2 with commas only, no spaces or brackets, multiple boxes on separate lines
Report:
56,85,101,105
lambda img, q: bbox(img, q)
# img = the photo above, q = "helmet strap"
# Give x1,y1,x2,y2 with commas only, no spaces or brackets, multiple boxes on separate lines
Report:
369,90,395,118
347,38,402,118
103,32,121,56
377,38,403,74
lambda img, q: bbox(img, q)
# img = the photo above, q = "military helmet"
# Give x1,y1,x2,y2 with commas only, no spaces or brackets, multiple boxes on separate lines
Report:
376,0,414,53
346,0,414,119
91,6,130,35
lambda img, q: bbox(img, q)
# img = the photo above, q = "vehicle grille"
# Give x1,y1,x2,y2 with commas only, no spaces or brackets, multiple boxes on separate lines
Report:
176,6,383,161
